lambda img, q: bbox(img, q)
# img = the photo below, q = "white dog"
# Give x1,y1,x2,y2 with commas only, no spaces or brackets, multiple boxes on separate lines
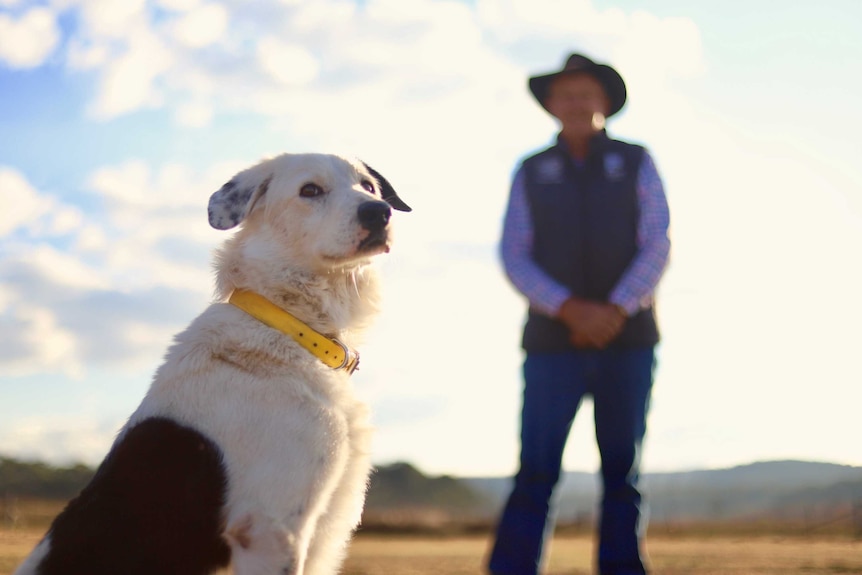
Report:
14,153,411,575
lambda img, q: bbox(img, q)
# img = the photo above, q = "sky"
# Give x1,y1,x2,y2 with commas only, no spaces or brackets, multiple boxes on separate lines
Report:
1,0,860,478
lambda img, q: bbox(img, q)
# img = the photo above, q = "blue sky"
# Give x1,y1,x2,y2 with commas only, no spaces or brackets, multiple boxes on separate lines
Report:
1,0,861,477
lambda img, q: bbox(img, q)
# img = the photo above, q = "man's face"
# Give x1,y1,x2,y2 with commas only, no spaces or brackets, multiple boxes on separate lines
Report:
544,73,610,136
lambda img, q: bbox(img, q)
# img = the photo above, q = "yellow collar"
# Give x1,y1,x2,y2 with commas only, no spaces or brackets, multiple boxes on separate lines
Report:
228,289,360,375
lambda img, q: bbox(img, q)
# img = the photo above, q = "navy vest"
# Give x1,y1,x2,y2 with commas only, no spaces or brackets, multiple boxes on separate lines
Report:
520,132,660,351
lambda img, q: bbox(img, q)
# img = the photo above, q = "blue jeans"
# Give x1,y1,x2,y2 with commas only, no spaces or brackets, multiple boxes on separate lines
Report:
488,347,655,575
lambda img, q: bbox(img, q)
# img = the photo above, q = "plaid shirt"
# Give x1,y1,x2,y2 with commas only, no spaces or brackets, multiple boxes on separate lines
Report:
500,150,670,317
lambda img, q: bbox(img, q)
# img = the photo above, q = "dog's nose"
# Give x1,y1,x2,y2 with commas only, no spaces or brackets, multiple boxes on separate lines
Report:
357,201,391,231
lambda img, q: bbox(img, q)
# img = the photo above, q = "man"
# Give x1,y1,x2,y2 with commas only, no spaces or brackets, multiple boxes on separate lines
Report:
489,53,671,575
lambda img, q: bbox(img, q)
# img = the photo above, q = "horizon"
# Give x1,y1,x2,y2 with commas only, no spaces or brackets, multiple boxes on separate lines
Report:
1,0,861,478
3,452,860,480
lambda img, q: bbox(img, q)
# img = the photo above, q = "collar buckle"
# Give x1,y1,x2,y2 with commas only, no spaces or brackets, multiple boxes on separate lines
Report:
332,338,360,374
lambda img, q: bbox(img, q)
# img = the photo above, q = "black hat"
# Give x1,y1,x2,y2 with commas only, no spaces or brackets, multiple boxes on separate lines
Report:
528,53,627,117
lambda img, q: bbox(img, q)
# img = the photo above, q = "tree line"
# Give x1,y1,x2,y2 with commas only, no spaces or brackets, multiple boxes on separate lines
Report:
0,457,94,499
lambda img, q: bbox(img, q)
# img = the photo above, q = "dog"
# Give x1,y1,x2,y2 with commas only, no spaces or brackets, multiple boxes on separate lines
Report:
14,153,411,575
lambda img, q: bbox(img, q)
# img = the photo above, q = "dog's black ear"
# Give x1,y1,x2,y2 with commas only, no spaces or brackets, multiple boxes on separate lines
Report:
362,162,411,212
208,173,272,230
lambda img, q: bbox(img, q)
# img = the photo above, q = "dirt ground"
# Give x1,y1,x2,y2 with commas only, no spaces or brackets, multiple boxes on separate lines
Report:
3,528,861,574
344,533,862,575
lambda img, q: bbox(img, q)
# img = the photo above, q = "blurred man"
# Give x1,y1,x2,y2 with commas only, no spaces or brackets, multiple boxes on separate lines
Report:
489,53,671,575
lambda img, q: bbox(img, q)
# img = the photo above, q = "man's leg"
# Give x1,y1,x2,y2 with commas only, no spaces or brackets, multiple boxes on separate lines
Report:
489,352,590,575
593,347,655,575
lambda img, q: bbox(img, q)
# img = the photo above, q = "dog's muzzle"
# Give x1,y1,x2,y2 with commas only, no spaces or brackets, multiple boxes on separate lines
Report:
358,201,391,231
357,201,391,251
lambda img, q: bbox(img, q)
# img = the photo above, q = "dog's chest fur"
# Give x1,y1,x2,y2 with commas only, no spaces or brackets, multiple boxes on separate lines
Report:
133,300,373,506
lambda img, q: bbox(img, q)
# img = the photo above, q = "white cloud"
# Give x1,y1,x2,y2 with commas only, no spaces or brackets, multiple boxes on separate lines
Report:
66,38,111,70
74,224,109,252
0,237,211,376
0,158,237,377
86,159,223,212
77,0,147,38
289,0,355,30
169,2,229,48
154,0,202,11
0,7,61,68
73,185,206,292
6,243,110,291
175,99,214,127
89,26,173,118
52,0,705,132
473,0,704,90
476,0,627,46
76,158,246,293
0,416,120,465
0,167,53,236
256,37,319,86
86,160,151,206
613,10,705,96
0,302,82,378
44,206,84,236
0,167,84,238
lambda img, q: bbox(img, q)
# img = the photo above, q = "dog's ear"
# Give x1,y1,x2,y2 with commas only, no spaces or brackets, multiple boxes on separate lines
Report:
361,162,411,212
208,173,273,230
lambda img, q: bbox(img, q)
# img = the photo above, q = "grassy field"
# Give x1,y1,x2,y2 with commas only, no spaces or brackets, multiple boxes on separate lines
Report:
3,525,862,575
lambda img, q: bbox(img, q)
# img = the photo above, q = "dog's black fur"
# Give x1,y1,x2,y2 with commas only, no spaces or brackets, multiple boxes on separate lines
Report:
34,417,230,575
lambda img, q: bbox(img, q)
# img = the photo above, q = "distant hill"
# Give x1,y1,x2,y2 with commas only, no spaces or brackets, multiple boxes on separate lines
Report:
465,460,862,523
365,461,489,515
640,460,862,521
0,457,491,516
3,456,861,527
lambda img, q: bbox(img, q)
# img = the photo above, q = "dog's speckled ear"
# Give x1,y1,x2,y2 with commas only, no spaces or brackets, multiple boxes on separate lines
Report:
362,163,411,212
208,174,272,230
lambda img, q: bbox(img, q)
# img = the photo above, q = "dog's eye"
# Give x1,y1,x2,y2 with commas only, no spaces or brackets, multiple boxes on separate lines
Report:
300,183,324,198
360,180,376,194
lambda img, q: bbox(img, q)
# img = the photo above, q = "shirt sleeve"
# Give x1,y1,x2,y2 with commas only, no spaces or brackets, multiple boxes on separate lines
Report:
499,166,571,317
608,150,671,315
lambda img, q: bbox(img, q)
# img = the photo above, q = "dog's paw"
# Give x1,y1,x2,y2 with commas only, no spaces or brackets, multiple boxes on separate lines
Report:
224,514,254,550
225,513,304,575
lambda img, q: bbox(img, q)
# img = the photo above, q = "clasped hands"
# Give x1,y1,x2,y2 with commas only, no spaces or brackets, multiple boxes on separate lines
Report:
558,297,627,350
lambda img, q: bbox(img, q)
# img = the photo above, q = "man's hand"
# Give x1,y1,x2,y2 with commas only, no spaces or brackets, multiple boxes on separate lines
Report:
558,297,627,349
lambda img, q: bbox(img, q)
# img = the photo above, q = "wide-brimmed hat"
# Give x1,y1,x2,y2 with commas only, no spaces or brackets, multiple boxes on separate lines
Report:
528,53,627,117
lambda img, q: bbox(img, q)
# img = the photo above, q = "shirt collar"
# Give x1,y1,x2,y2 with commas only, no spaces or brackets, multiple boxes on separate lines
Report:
555,129,610,163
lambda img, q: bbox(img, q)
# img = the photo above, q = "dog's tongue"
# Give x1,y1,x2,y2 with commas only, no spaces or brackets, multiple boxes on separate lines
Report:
384,246,390,253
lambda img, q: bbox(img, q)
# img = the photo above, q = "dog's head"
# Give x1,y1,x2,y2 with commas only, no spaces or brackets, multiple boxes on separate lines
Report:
208,153,410,271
